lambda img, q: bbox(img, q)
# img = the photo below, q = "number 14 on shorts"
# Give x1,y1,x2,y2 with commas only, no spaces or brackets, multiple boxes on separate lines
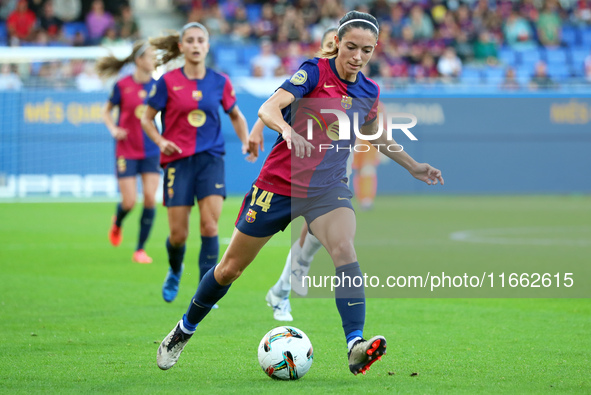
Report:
250,186,274,212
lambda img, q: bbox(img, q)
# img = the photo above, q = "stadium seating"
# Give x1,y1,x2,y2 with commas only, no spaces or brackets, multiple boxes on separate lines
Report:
0,22,7,46
62,22,89,43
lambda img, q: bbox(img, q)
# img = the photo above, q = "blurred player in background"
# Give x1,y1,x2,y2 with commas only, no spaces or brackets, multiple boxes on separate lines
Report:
98,40,159,264
352,138,380,210
141,22,251,303
157,11,443,375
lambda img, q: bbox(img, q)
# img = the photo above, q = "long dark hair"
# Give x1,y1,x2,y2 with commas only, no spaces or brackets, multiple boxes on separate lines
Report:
318,11,379,59
96,40,151,77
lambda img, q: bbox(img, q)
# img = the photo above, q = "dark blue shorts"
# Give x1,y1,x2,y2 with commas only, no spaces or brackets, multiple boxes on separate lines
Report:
163,152,226,207
235,184,354,238
116,155,160,178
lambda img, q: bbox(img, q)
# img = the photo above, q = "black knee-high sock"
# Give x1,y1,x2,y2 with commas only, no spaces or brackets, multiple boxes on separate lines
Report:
137,207,155,250
334,262,365,344
166,237,185,274
184,265,231,329
115,203,130,227
198,235,218,282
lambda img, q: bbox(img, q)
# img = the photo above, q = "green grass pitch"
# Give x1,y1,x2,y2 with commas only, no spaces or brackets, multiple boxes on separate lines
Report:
1,196,590,393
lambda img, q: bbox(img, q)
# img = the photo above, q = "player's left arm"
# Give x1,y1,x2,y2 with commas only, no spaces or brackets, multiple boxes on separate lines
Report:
228,105,252,161
359,119,444,186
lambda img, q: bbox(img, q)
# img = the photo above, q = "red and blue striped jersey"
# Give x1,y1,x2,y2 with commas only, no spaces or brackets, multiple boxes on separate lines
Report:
255,57,380,198
147,67,237,166
109,75,159,159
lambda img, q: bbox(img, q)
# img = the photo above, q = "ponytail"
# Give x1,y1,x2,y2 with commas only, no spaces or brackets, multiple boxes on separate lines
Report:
150,32,182,67
96,40,151,77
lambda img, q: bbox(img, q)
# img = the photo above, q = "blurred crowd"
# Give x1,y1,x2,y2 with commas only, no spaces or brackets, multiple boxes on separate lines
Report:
0,0,139,46
185,0,591,85
1,0,591,90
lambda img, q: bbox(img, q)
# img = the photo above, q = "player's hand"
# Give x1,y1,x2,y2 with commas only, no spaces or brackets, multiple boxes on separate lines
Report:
243,142,257,163
410,163,444,185
111,127,128,140
283,128,314,159
246,129,264,162
158,138,182,156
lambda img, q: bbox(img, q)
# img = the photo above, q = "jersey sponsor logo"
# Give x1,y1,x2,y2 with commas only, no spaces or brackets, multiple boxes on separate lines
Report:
215,183,224,189
192,90,202,101
326,121,340,141
117,157,126,173
246,208,257,223
134,104,147,120
187,109,206,127
172,86,184,91
323,83,336,88
290,69,307,85
149,84,157,97
124,87,133,94
138,89,147,99
341,95,352,110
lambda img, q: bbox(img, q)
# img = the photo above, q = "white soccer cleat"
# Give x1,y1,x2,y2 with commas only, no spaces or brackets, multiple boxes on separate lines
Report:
291,258,311,297
348,336,387,375
157,320,193,370
265,289,293,321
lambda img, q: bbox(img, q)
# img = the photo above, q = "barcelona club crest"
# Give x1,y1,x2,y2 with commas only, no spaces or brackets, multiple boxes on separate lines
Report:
192,90,203,101
168,187,174,199
341,95,352,110
246,209,257,223
117,157,126,173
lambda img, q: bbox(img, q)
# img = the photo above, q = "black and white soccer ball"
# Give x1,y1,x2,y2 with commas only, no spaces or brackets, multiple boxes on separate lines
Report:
257,326,313,380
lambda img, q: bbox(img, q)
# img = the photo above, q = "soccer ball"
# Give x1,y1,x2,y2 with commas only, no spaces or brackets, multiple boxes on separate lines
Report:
257,326,313,380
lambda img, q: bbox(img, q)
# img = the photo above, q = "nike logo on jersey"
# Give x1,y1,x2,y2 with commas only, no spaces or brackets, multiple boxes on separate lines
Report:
215,183,224,188
324,83,337,88
173,86,184,91
348,302,364,306
338,197,349,200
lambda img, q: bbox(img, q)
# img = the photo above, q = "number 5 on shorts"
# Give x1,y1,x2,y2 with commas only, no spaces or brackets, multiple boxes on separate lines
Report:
250,186,273,212
167,168,176,188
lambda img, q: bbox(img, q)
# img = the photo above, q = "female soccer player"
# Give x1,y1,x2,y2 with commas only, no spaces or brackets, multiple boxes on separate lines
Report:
99,40,159,264
157,11,444,375
249,28,337,321
141,22,250,303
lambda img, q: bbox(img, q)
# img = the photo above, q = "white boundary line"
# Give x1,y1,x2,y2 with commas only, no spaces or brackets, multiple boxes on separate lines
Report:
450,226,591,246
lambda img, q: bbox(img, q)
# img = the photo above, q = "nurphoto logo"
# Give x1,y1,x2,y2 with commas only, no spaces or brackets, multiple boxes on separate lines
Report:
302,109,419,153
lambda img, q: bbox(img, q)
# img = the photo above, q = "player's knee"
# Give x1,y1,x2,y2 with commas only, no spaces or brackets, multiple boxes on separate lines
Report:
121,198,135,211
169,228,188,245
327,239,356,265
143,194,156,208
215,261,243,285
200,221,218,237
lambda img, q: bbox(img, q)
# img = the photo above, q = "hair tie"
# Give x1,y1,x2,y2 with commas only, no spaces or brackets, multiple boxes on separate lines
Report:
179,22,209,41
134,41,151,60
337,19,379,34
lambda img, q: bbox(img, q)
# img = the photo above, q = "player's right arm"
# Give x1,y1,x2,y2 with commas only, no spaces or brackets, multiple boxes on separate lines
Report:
141,77,181,156
247,118,265,161
141,106,181,156
258,88,314,159
103,83,127,140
